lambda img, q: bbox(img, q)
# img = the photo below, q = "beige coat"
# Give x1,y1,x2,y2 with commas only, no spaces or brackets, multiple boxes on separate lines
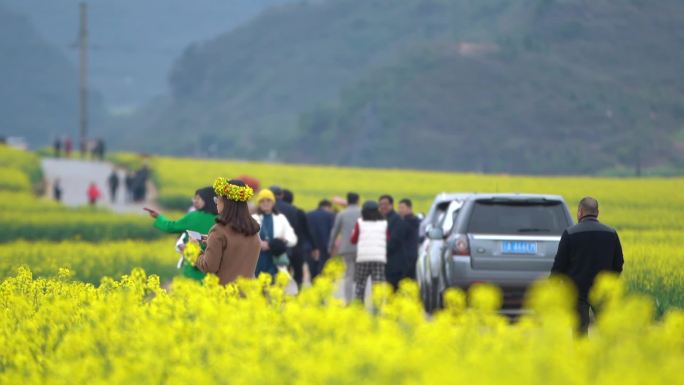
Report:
196,223,261,285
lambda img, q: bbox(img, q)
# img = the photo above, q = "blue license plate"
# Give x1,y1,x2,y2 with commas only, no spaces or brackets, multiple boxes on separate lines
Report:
501,241,538,255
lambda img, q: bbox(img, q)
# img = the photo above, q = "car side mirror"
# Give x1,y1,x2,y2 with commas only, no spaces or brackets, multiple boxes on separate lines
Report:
427,227,444,240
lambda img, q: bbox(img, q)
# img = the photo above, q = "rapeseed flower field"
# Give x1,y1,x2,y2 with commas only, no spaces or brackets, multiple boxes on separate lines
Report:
1,264,682,385
2,146,684,384
114,154,684,312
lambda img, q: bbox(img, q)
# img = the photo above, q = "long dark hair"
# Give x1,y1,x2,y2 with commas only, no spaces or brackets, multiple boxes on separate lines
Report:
215,180,261,236
361,207,384,221
195,186,218,215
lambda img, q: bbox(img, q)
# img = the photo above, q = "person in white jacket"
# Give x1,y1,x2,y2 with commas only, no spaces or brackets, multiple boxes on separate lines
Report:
349,201,388,302
252,189,298,277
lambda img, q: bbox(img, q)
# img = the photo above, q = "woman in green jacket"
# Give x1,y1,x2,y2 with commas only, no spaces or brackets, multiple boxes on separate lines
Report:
145,186,218,281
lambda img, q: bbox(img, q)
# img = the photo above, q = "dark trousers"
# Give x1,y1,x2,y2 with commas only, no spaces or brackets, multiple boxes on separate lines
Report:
577,299,595,335
307,252,330,281
406,256,418,280
289,248,305,288
385,270,404,291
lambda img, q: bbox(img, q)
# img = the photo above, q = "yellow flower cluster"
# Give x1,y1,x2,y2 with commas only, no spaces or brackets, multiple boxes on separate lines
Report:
1,264,682,385
212,176,254,202
0,239,178,284
182,240,202,265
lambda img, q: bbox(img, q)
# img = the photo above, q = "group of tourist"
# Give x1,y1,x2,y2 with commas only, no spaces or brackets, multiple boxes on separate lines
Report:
144,177,623,334
52,136,106,160
331,193,421,302
145,178,422,301
52,165,152,206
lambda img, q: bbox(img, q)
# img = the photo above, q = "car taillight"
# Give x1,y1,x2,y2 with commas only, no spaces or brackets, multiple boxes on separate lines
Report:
451,233,470,256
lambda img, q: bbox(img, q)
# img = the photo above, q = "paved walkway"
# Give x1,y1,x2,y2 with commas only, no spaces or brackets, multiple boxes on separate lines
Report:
41,158,159,214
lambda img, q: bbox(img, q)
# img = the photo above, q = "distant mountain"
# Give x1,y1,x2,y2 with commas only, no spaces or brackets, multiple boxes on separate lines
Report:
4,0,290,110
296,1,684,174
129,0,684,174
127,0,464,157
0,3,103,147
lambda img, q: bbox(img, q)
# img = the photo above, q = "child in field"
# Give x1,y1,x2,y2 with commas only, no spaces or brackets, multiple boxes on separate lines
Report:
350,201,388,302
87,182,101,206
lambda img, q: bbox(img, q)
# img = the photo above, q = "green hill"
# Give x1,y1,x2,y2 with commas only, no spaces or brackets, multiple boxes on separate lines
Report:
129,0,684,174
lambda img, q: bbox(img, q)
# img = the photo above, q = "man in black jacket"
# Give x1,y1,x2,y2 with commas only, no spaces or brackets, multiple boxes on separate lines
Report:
551,196,624,334
398,198,421,280
275,187,318,289
379,194,409,289
307,199,335,280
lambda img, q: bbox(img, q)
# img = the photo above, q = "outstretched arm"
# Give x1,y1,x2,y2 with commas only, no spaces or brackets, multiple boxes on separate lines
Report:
153,212,196,233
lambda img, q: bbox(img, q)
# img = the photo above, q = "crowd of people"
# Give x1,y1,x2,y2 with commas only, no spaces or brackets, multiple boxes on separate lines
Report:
143,177,622,333
51,165,151,207
145,178,423,302
52,137,106,160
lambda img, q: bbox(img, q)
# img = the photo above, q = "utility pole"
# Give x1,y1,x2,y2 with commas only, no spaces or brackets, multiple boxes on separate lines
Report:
78,2,88,158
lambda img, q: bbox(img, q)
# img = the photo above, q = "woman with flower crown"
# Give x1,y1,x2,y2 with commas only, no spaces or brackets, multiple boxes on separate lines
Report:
194,178,262,285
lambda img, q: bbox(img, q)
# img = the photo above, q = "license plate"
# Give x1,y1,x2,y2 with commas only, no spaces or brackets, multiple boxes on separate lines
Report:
501,241,538,255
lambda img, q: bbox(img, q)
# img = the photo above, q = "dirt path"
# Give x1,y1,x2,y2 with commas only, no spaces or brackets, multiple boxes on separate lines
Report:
41,158,159,214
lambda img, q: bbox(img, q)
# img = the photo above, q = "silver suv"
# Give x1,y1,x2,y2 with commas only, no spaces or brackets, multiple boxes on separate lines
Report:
417,193,471,312
424,193,573,314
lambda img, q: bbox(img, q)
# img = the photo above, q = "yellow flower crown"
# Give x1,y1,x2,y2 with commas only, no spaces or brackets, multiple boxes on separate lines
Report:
213,177,254,202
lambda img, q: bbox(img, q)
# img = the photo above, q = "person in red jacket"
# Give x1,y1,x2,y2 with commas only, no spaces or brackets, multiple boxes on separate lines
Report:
87,182,102,206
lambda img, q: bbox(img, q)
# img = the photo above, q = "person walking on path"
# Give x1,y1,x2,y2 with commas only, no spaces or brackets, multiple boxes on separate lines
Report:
350,201,388,302
398,198,421,280
281,188,318,289
133,165,150,202
64,137,73,158
124,171,134,203
87,182,102,206
307,199,335,280
53,137,61,158
145,186,218,281
252,189,298,278
107,169,120,203
328,192,362,303
379,194,409,290
196,178,261,285
95,139,106,160
53,178,62,202
551,196,624,334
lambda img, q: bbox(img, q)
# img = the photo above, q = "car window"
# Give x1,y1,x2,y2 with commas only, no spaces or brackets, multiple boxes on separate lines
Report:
431,201,451,227
467,200,568,235
441,200,463,234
